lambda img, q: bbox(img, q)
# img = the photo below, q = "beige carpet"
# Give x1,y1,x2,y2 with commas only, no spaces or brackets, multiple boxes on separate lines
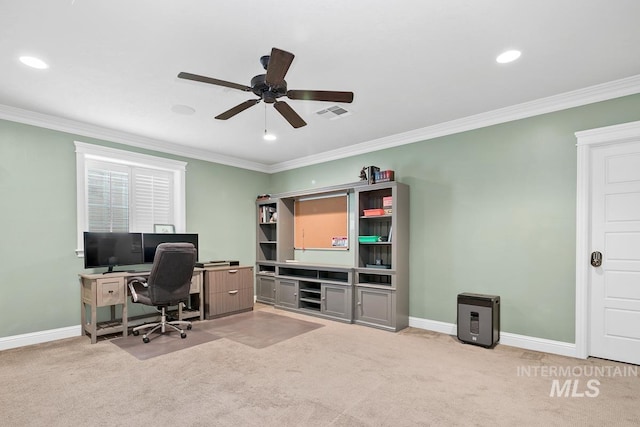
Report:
1,304,639,426
112,310,323,359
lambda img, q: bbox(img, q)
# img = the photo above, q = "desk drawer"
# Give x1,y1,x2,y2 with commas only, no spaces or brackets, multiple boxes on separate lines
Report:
208,288,253,317
97,278,125,306
206,267,253,293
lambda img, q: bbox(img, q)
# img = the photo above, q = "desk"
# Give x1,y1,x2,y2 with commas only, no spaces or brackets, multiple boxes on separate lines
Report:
79,269,203,344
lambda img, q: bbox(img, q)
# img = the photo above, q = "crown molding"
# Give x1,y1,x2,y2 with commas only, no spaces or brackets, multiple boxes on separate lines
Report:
0,104,270,173
268,74,640,173
575,119,640,146
2,74,639,174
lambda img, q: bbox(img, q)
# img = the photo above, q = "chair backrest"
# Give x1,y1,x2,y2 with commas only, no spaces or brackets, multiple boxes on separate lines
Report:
146,242,197,306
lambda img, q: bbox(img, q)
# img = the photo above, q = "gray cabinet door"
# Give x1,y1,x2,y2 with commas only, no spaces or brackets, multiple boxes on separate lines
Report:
276,279,298,309
256,275,276,304
322,284,352,321
354,287,395,328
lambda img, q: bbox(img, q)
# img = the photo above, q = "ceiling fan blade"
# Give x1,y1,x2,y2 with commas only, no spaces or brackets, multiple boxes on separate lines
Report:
274,101,307,128
178,72,252,92
215,99,260,120
265,48,295,87
287,90,354,103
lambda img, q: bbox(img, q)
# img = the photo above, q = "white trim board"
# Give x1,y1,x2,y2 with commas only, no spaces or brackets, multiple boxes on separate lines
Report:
0,325,82,352
574,120,640,361
409,316,578,359
3,319,577,358
1,74,639,173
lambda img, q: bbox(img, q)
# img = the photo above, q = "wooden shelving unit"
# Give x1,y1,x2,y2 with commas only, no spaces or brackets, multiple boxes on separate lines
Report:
354,182,409,331
254,181,409,331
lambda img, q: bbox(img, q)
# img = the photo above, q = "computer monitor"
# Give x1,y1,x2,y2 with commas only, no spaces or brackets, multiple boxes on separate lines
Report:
83,232,144,273
142,233,199,263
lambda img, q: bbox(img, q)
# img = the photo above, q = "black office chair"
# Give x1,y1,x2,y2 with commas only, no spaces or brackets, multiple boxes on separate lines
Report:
128,242,197,343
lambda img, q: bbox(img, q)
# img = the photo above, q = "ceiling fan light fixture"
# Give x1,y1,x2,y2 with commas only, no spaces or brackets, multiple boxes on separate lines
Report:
19,55,49,69
171,104,196,115
496,50,521,64
263,130,277,141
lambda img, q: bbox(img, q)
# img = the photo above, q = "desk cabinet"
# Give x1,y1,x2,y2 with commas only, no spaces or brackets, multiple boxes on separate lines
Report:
80,275,128,344
204,266,254,319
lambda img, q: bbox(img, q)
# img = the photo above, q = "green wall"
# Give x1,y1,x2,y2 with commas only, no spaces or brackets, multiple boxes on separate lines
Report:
2,93,639,343
270,94,640,343
0,119,267,338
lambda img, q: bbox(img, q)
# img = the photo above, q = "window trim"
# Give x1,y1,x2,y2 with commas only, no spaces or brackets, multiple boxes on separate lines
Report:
75,141,187,256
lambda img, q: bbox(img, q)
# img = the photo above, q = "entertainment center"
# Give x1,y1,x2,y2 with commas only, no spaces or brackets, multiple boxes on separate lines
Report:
255,180,409,331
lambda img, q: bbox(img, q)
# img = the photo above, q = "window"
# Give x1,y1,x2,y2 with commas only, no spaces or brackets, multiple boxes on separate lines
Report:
75,142,186,255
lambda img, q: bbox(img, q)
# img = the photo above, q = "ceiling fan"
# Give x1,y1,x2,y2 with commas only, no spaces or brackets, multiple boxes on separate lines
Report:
178,48,354,129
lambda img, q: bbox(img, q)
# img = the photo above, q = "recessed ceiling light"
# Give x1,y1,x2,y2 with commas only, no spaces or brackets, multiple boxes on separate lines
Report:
496,50,521,64
19,56,49,69
171,104,196,115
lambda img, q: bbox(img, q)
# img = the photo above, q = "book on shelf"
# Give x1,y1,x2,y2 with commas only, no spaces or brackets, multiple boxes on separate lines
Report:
258,206,277,223
374,170,395,183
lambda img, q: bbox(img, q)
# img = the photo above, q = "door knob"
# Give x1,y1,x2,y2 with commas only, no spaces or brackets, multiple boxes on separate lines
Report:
591,251,602,267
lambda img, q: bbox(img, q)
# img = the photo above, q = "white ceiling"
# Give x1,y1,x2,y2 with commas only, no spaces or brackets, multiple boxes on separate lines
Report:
2,1,640,172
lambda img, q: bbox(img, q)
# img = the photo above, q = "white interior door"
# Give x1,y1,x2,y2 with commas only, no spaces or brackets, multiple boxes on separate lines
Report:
589,140,640,365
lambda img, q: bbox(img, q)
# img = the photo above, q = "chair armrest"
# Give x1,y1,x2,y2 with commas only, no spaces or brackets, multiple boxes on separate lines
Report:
127,277,148,302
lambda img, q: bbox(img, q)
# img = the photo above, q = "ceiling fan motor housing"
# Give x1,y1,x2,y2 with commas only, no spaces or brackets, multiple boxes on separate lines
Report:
259,55,270,70
251,74,286,103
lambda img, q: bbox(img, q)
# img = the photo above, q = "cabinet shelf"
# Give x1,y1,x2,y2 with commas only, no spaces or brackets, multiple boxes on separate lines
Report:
354,182,409,331
299,297,321,304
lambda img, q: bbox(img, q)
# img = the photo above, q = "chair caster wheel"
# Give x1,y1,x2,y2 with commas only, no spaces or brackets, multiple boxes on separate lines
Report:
143,336,150,343
181,332,187,339
187,325,192,330
133,330,139,336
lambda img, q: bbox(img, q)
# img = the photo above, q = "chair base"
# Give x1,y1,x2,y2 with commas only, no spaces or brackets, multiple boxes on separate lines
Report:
132,306,192,343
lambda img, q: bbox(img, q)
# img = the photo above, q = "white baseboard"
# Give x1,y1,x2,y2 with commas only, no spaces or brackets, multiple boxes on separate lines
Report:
2,318,579,359
0,325,82,351
408,316,580,359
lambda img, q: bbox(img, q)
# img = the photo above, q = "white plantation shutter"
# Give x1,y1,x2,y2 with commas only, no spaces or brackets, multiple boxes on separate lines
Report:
75,142,187,256
86,164,130,232
131,167,174,232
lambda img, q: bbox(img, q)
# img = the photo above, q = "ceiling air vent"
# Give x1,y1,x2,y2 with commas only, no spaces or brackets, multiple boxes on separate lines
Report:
316,105,352,120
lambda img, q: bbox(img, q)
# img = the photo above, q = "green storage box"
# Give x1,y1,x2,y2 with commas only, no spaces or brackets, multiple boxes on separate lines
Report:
358,235,380,243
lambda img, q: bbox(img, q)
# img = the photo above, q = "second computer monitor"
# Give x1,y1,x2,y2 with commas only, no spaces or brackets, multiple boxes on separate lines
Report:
142,233,199,263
